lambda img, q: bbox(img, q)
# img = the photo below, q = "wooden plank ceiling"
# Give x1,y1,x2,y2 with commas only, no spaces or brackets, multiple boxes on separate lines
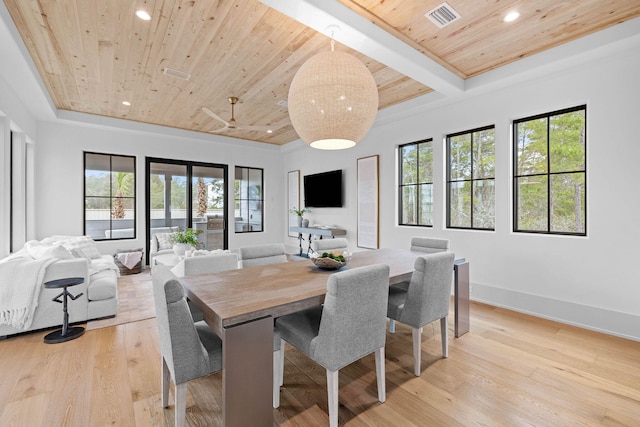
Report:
4,0,640,146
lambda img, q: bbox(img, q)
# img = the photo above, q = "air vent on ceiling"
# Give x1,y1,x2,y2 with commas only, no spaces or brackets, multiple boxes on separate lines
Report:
163,67,191,80
425,2,461,28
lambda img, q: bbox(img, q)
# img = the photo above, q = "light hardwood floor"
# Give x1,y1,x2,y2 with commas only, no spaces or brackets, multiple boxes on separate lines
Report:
0,272,638,426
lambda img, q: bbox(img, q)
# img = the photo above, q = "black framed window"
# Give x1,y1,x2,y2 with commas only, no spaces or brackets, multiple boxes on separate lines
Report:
84,152,136,240
234,166,263,233
398,139,433,226
447,126,495,230
514,105,586,235
9,131,15,251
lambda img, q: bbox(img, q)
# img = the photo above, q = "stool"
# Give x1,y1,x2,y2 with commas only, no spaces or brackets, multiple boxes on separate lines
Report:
43,277,85,344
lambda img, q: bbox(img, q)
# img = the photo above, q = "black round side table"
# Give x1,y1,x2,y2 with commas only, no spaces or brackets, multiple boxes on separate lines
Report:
43,277,85,344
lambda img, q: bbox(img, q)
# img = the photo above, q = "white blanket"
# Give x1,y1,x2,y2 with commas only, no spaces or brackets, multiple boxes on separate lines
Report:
89,257,121,277
0,256,56,330
116,252,142,270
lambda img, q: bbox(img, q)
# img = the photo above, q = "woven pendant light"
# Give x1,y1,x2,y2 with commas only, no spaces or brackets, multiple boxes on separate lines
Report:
288,39,379,150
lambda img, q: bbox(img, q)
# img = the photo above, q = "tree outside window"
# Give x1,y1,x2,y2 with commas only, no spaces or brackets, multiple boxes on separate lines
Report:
398,139,433,226
447,126,495,230
514,105,586,235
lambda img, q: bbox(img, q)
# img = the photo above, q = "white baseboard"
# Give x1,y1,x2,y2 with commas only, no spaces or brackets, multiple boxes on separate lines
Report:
471,283,640,342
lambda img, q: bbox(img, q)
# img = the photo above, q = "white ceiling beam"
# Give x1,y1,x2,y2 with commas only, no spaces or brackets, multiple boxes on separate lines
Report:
0,1,56,121
259,0,465,96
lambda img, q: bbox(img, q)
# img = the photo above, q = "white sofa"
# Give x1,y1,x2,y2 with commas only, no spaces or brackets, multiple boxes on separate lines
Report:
0,236,119,338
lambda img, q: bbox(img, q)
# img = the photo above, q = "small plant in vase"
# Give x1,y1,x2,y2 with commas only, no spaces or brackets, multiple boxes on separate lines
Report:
290,207,310,227
172,228,203,256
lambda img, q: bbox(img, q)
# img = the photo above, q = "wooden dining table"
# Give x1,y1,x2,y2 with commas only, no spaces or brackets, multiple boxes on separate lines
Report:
182,247,469,427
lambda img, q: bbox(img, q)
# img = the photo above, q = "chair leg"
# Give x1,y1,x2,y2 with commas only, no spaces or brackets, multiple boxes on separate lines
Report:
440,316,448,358
389,319,395,333
273,349,281,408
326,370,339,427
161,356,170,408
279,338,285,386
175,382,188,427
374,347,386,403
412,327,422,376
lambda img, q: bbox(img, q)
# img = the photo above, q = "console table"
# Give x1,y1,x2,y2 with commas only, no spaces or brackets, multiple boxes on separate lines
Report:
290,226,346,257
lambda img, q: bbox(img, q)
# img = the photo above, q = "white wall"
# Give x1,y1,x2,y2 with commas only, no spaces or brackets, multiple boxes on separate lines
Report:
283,47,640,341
0,77,39,258
35,119,285,256
2,0,638,339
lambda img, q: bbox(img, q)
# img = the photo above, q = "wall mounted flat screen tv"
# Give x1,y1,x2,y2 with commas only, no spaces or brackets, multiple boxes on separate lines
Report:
304,169,343,208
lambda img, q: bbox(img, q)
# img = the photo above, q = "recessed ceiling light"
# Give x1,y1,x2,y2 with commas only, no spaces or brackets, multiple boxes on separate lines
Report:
122,101,131,106
136,10,151,21
504,11,520,23
267,130,273,134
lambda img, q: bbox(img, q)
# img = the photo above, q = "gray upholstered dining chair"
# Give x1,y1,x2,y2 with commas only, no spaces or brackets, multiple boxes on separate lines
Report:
170,252,239,322
389,236,450,333
410,236,449,253
151,265,223,427
387,252,455,376
153,265,284,417
311,237,349,255
274,264,390,427
170,252,239,277
238,243,287,267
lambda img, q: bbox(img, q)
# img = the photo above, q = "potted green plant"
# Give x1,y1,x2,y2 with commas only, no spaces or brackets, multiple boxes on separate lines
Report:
290,207,310,227
172,228,203,256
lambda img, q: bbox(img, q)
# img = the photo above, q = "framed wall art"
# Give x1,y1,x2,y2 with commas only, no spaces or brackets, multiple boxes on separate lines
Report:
288,170,300,237
357,155,379,249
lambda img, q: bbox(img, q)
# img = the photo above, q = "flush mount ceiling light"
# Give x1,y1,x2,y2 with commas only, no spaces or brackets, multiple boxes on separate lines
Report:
135,10,151,21
122,101,131,106
287,25,378,150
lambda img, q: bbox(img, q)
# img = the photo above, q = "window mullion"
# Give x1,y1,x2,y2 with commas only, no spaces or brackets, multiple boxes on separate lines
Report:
546,118,552,233
109,156,113,237
186,164,193,229
416,148,421,225
470,133,474,228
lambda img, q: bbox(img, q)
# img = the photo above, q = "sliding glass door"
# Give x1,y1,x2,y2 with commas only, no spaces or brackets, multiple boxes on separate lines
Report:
148,161,188,233
146,158,228,259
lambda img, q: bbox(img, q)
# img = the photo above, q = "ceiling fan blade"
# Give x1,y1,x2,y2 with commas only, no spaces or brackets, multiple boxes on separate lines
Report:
205,98,271,134
237,125,273,132
202,107,229,126
208,125,230,134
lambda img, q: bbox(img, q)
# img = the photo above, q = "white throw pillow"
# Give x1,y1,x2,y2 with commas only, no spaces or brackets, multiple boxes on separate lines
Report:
71,247,93,260
155,233,175,250
60,236,102,259
43,245,74,259
24,240,49,259
24,241,75,259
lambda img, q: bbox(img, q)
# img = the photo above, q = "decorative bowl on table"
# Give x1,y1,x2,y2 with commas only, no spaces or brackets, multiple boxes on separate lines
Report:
310,251,350,270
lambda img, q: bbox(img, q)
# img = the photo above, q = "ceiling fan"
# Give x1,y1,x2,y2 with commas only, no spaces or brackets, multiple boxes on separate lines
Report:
202,97,272,134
